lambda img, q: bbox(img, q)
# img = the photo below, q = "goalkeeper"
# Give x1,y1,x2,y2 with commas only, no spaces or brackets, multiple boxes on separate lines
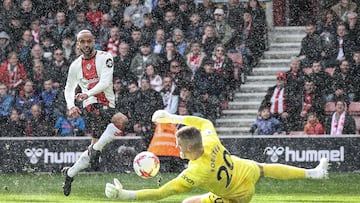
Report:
105,110,329,203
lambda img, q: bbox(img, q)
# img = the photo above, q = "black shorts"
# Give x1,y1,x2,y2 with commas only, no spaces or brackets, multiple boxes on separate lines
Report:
83,103,117,139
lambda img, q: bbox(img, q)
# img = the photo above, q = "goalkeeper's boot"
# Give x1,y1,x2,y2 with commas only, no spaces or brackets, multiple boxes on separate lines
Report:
88,144,101,170
62,167,74,196
314,157,329,179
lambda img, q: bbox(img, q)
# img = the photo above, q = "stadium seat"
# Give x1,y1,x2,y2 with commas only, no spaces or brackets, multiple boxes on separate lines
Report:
325,67,335,76
348,102,360,116
352,116,360,134
302,67,312,75
324,102,336,115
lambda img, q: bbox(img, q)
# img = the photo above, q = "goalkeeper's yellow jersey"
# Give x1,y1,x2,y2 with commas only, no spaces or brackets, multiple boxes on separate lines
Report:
136,116,261,201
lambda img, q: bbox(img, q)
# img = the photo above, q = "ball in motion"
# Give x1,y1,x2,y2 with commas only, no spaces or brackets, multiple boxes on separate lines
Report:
133,151,160,179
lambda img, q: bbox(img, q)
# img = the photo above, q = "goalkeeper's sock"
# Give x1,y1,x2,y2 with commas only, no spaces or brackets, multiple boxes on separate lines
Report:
93,123,121,151
263,164,305,179
67,150,90,177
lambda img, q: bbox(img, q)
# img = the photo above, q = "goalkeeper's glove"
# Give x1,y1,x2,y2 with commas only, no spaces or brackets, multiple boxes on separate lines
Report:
105,178,135,200
152,110,184,124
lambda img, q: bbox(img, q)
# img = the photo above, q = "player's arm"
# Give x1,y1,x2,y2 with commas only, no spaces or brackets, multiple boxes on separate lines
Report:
152,110,214,132
64,63,79,109
86,54,114,97
105,176,192,201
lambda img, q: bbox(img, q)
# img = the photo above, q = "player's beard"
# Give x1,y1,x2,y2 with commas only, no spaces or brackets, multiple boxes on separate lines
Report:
81,46,94,58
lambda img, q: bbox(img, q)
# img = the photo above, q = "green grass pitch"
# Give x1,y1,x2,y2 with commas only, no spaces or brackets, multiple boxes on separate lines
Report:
0,172,359,203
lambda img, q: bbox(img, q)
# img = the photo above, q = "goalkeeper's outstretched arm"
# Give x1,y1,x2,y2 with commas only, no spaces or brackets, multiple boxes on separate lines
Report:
105,177,191,201
152,110,213,130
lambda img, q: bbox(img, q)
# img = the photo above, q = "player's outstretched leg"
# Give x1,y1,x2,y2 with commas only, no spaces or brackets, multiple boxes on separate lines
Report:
261,157,329,180
62,167,74,196
90,112,128,169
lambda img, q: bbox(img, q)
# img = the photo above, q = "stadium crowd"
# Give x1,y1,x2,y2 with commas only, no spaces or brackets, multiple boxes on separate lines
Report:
0,0,359,138
0,0,267,138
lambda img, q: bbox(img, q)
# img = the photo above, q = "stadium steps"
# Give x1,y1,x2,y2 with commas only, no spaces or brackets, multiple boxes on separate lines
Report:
216,26,305,136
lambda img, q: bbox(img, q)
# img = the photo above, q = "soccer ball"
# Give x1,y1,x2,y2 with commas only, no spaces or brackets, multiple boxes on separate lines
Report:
133,151,160,179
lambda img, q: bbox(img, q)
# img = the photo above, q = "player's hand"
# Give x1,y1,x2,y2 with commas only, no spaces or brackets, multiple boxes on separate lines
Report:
75,93,89,102
105,178,123,199
152,110,172,123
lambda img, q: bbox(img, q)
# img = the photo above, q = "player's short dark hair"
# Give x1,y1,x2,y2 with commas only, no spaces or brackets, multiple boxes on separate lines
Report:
176,126,202,148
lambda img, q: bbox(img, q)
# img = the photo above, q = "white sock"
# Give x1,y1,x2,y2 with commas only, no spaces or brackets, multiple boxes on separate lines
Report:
67,150,90,177
93,123,120,151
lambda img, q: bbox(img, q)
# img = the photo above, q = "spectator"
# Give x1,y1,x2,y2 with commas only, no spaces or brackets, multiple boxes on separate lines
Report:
193,58,224,122
24,103,49,136
325,99,356,134
151,0,169,27
113,42,137,85
20,0,38,29
309,60,333,102
130,40,161,78
304,112,325,135
140,63,162,92
0,0,17,30
351,50,360,78
113,77,131,121
167,58,192,88
346,12,360,41
177,0,191,31
249,106,285,135
151,28,166,55
160,75,179,114
97,13,112,51
141,13,157,42
106,26,121,57
28,59,45,95
201,24,221,56
126,80,142,134
247,0,266,50
185,41,207,80
17,29,35,67
172,29,188,56
0,83,14,129
211,44,236,102
298,22,322,68
107,0,125,27
40,33,56,61
86,0,103,34
47,11,69,47
133,77,164,147
29,18,42,44
45,47,69,89
162,10,180,40
208,8,234,46
197,0,215,23
225,0,244,30
39,78,59,124
65,8,92,37
315,9,339,37
128,27,142,57
119,16,135,45
260,72,298,133
331,0,357,22
15,80,40,120
227,9,263,69
2,109,26,137
0,31,15,66
123,0,150,28
5,12,25,44
177,83,203,117
321,23,356,68
298,78,326,129
328,59,359,103
0,52,27,96
185,12,203,42
61,32,77,62
158,40,186,76
54,109,86,136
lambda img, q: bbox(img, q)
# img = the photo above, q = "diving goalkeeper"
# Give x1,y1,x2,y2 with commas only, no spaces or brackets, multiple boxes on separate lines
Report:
105,110,329,203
